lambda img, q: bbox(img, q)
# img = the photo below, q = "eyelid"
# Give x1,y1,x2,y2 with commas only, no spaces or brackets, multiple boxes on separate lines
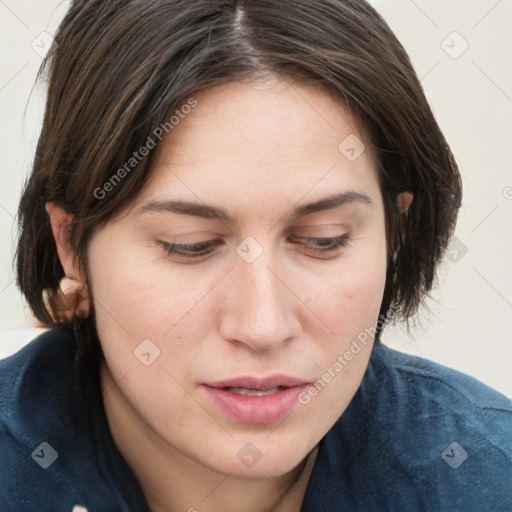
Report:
288,233,350,252
159,239,222,258
157,233,350,259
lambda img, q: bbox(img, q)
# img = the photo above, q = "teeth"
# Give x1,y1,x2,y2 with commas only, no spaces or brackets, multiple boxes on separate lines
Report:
227,386,283,397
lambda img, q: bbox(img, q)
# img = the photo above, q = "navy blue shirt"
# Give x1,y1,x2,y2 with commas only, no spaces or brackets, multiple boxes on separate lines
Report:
1,326,511,511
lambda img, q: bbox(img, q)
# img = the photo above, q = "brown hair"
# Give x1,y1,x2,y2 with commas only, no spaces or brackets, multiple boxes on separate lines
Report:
16,0,462,329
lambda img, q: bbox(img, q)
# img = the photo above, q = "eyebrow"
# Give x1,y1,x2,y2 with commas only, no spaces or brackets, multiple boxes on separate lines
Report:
138,191,374,223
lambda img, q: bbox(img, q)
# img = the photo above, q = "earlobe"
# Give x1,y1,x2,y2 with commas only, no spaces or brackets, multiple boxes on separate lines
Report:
396,192,413,213
45,202,85,282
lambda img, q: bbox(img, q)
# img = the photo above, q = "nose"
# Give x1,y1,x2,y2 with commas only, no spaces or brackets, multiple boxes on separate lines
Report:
218,248,302,352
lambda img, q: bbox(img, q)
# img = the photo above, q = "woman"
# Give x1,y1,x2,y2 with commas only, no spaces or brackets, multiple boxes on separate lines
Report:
1,0,510,511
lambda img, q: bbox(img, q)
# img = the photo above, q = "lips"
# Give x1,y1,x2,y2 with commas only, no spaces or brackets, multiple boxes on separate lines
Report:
204,375,308,390
201,375,309,425
228,386,284,397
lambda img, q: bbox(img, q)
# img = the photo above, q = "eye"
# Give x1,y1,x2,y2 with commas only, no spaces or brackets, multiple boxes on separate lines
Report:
158,239,222,259
158,233,351,261
288,233,350,255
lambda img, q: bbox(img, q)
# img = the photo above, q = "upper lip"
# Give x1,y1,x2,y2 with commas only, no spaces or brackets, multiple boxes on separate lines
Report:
203,375,310,390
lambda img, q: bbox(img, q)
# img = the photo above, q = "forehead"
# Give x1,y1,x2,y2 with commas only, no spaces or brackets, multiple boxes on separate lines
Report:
132,79,381,218
165,78,369,161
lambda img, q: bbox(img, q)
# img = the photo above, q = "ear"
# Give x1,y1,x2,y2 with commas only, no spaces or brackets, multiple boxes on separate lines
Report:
396,192,413,213
45,202,86,282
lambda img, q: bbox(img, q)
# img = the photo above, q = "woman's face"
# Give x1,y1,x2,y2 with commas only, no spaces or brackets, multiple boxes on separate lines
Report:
88,79,387,478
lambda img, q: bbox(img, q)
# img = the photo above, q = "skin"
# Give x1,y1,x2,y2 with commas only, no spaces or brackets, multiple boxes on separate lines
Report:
48,78,407,511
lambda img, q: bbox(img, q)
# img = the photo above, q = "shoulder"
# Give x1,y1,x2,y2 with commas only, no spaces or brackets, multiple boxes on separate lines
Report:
0,328,116,511
369,341,511,439
365,342,511,470
0,328,76,477
0,327,77,429
307,341,512,511
0,327,77,436
372,340,510,407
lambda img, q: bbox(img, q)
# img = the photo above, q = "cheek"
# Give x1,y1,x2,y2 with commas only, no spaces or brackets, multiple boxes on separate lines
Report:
306,237,388,342
294,234,387,427
86,231,215,388
334,258,387,333
87,232,189,336
86,233,162,366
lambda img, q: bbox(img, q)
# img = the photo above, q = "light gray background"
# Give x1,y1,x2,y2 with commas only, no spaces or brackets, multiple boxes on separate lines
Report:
0,0,511,395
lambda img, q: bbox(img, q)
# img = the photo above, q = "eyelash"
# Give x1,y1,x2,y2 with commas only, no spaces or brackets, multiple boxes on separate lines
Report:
159,234,350,259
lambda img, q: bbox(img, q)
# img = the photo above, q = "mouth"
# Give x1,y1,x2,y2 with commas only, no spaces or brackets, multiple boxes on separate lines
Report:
201,375,310,425
225,386,287,397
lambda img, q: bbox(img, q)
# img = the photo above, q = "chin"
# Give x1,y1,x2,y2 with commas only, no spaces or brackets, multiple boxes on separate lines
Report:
208,432,316,479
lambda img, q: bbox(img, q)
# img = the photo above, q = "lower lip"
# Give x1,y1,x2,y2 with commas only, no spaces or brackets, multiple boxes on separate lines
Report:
201,384,308,425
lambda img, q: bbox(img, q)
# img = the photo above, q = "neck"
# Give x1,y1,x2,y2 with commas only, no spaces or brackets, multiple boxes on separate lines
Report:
100,361,318,512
